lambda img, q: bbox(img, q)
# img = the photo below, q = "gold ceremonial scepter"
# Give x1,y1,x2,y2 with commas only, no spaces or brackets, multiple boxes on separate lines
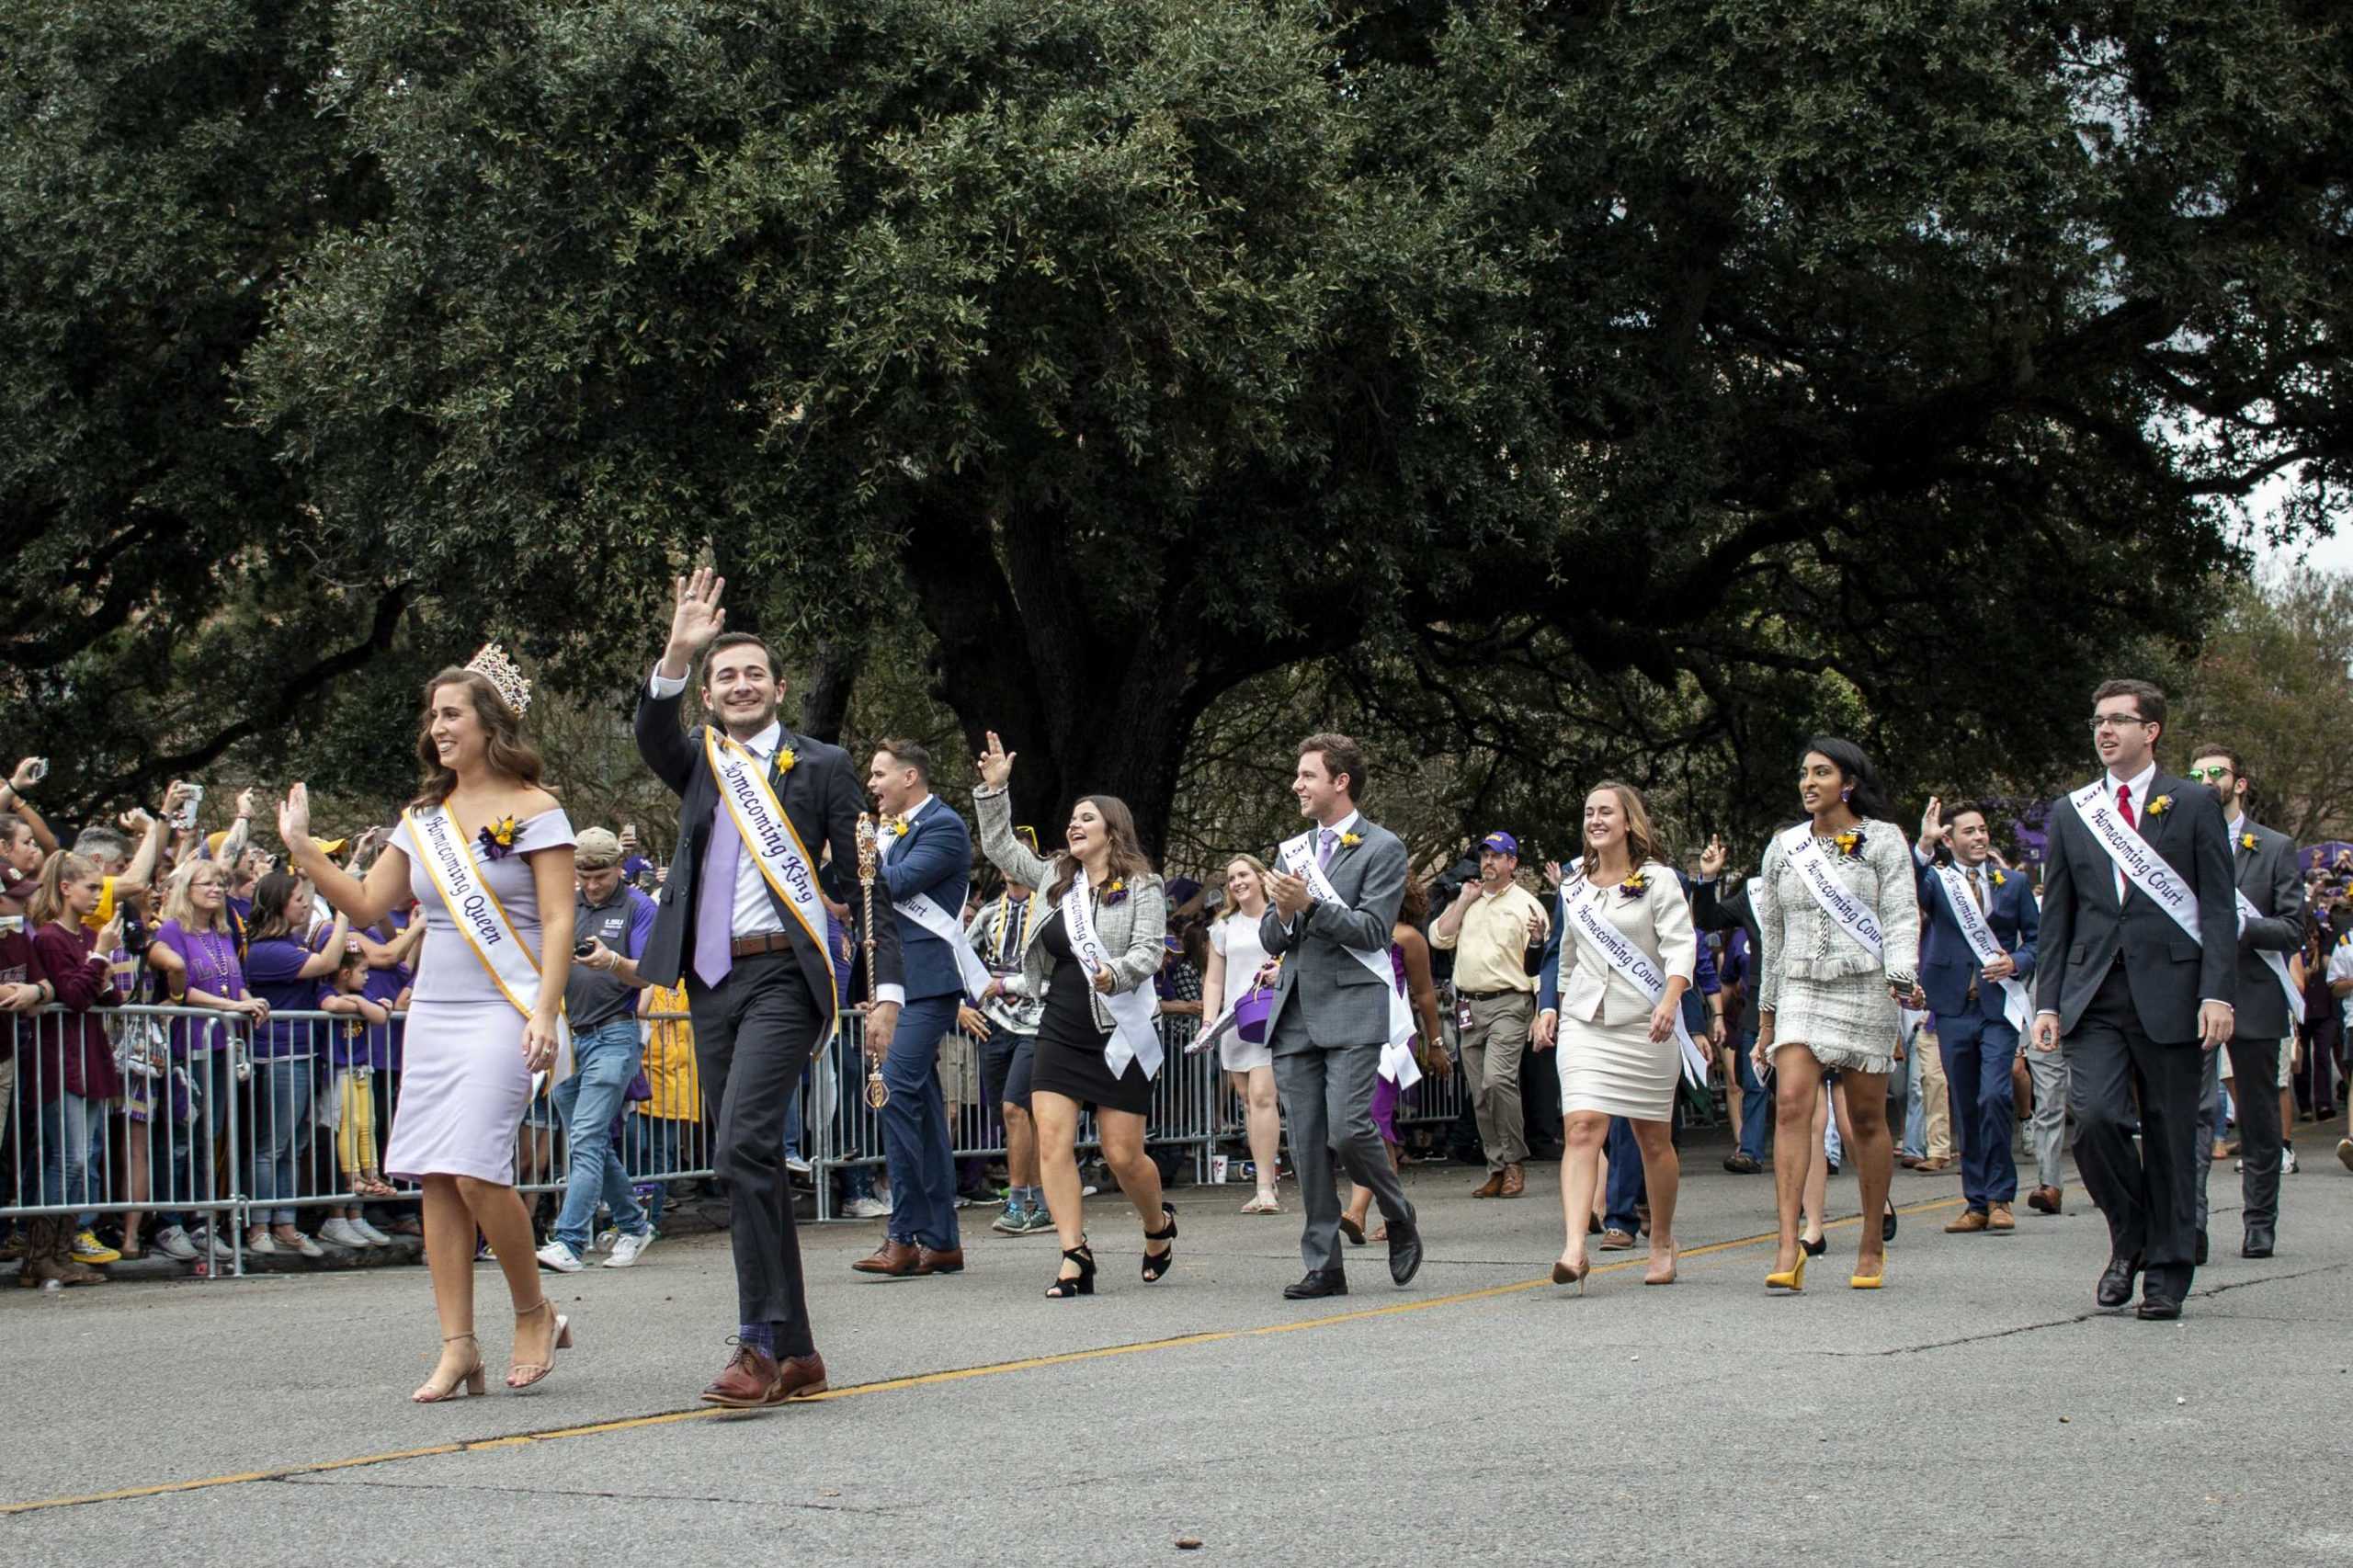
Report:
856,812,890,1109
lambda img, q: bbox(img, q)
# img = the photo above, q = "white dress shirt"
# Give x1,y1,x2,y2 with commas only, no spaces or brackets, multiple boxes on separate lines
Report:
648,667,904,1006
2105,759,2159,905
1280,808,1362,934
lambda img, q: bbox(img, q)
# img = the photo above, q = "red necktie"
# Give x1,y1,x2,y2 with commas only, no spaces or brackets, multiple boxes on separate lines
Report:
2115,784,2134,905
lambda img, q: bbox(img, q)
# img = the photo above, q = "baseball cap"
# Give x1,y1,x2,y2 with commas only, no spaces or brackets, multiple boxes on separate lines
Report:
1478,832,1520,858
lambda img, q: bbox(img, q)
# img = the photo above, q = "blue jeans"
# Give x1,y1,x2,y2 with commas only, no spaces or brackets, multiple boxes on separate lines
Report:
1604,1117,1644,1234
1901,1044,1928,1161
1733,1032,1770,1161
552,1018,649,1252
250,1060,313,1226
40,1092,108,1226
625,1116,684,1229
165,1045,237,1228
878,994,961,1249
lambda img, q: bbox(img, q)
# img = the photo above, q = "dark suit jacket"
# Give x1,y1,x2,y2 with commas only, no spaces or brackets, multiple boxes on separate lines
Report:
1914,855,2040,1023
879,794,973,1004
2033,770,2236,1044
632,684,902,1017
2228,817,2305,1040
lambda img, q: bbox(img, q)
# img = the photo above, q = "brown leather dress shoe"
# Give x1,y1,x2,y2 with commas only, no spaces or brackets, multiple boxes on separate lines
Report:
2026,1185,2063,1214
1914,1157,1954,1174
773,1352,828,1401
1987,1203,2016,1232
1471,1172,1505,1199
1597,1229,1635,1251
852,1240,922,1276
1944,1210,1990,1233
915,1245,965,1275
1499,1163,1527,1199
702,1345,781,1407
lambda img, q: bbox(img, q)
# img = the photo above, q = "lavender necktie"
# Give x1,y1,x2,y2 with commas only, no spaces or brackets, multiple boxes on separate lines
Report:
1317,828,1338,869
695,804,741,989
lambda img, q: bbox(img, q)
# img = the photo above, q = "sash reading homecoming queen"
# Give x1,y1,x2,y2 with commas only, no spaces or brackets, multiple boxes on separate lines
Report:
1059,878,1164,1082
404,805,573,1080
702,729,841,1028
1931,863,2032,1035
1556,869,1710,1089
1276,828,1419,1089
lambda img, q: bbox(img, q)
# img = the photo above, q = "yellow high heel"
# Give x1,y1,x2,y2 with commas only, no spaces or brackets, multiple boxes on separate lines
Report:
1850,1258,1886,1290
1765,1254,1808,1293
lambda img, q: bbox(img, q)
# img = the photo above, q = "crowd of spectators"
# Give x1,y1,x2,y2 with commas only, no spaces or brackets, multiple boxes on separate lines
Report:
6,747,2351,1292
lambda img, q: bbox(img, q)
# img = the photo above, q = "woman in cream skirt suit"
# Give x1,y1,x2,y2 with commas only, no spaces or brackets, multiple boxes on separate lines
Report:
1534,783,1696,1291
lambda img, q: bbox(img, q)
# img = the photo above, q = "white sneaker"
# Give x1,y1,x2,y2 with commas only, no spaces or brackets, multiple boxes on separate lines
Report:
351,1218,393,1246
245,1232,278,1256
197,1226,236,1261
603,1231,655,1268
154,1225,199,1262
2283,1144,2301,1175
785,1155,813,1176
317,1218,369,1250
593,1227,617,1254
842,1196,890,1220
286,1231,325,1259
535,1240,585,1273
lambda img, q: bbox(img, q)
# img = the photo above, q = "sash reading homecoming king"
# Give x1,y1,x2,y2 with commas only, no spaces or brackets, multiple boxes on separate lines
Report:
1059,878,1164,1081
1277,829,1420,1088
1557,873,1710,1088
404,805,571,1080
703,730,841,1025
1931,863,2032,1034
1779,824,1884,960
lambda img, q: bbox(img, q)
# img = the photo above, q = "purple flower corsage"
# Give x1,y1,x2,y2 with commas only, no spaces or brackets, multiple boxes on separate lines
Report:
478,815,519,862
1618,871,1648,901
1103,878,1129,907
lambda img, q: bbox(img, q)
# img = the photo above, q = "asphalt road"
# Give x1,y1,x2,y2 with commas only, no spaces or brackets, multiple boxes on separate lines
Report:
5,1131,2349,1567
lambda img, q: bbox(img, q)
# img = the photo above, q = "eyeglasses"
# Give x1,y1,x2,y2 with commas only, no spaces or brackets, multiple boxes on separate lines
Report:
2186,765,2233,781
2085,713,2151,733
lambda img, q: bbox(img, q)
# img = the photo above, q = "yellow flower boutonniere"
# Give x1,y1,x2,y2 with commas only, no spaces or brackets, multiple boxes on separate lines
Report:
2240,832,2258,852
476,815,518,862
1618,870,1648,901
1833,829,1866,858
2145,794,2171,816
1991,869,2008,888
774,746,796,775
891,819,911,837
1339,832,1362,849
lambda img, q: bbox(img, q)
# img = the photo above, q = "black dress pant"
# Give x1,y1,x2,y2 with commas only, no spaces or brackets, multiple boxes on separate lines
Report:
2065,964,2206,1287
686,949,824,1353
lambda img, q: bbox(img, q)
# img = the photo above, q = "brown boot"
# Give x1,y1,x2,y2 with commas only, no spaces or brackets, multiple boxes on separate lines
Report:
47,1220,106,1286
1470,1171,1505,1199
13,1220,55,1287
1498,1163,1527,1199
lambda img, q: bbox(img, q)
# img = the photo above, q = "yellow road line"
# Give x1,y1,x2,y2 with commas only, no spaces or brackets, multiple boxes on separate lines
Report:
1,1195,1963,1517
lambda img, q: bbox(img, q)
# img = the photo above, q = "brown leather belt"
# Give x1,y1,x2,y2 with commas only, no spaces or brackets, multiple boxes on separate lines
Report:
1459,988,1525,1002
730,932,796,960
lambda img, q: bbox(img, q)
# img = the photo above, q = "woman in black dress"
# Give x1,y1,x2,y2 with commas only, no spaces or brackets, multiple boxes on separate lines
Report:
973,731,1175,1297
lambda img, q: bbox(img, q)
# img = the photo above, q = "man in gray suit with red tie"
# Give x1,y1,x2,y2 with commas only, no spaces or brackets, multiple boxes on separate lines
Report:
2031,678,2236,1321
1261,733,1422,1301
635,569,904,1406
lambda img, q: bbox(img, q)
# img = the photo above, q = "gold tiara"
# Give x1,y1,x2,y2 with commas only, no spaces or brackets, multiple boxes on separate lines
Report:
465,642,533,715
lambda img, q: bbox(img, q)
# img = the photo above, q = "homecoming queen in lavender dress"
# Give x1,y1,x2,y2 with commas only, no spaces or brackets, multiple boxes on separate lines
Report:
280,647,578,1403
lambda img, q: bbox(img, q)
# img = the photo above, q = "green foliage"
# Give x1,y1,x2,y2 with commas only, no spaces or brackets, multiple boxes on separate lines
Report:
2174,569,2353,846
6,0,2349,856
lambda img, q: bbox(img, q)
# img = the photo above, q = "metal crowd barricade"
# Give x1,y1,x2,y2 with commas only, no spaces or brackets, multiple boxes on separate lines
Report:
1,1003,1248,1281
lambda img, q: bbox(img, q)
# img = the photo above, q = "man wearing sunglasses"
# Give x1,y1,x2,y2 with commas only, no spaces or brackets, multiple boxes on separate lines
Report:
2184,747,2303,1260
2030,678,2237,1321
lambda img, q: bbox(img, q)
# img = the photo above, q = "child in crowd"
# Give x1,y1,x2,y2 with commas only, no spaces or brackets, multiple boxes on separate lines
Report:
317,947,395,1249
27,851,126,1285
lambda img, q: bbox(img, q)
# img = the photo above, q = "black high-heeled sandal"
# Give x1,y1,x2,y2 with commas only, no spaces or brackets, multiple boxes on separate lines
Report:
1801,1233,1827,1257
1141,1205,1177,1283
1045,1241,1096,1299
1881,1199,1899,1244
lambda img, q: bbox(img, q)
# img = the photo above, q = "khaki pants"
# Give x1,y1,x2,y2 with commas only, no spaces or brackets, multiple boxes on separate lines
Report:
1460,991,1537,1170
1918,1028,1954,1162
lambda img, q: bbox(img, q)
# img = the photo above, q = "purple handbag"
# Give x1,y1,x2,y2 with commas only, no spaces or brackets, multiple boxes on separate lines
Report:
1233,986,1275,1043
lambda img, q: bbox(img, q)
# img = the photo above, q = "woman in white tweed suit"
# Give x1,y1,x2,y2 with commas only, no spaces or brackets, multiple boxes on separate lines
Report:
972,732,1175,1300
1533,782,1697,1291
1750,737,1920,1292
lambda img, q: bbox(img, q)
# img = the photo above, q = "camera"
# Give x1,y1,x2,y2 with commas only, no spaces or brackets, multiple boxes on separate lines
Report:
574,938,598,960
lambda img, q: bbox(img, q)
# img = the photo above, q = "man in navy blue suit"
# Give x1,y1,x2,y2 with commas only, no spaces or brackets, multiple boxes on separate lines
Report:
855,739,977,1278
1914,798,2040,1233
